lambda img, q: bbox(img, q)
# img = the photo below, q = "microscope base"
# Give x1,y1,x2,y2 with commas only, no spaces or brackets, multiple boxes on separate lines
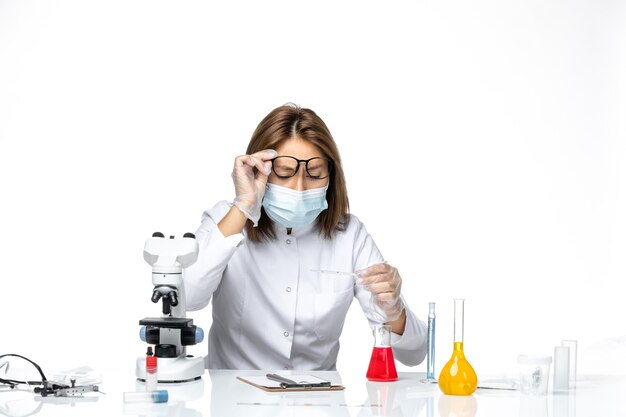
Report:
136,355,204,383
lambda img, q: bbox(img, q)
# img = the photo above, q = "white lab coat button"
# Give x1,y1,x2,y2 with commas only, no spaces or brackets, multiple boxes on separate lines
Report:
286,287,291,292
284,331,289,337
286,239,291,244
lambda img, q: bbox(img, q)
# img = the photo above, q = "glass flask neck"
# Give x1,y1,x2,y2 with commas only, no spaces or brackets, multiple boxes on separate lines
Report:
453,298,465,343
373,324,392,347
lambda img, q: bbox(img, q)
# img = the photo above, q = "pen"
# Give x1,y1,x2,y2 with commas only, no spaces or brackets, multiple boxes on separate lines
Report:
266,373,299,386
265,373,332,389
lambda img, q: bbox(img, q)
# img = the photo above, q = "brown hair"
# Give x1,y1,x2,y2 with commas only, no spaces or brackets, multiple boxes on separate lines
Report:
245,103,350,241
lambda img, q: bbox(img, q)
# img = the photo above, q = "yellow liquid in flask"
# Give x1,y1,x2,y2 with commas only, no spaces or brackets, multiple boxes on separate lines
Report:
438,342,478,395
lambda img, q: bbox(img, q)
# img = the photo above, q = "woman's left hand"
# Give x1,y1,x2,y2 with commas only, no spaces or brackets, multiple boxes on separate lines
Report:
356,263,406,323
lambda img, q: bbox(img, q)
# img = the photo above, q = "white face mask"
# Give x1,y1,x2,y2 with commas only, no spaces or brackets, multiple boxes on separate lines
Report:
262,183,329,228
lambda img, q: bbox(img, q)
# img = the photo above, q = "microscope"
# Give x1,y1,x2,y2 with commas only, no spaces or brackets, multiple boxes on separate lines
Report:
136,232,205,383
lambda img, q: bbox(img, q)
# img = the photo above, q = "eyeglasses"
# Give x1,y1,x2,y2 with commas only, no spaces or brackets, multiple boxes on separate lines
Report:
270,156,333,179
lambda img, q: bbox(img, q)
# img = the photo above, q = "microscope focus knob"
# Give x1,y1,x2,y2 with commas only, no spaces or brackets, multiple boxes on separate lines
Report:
181,325,204,346
183,232,196,239
195,327,205,344
152,232,165,238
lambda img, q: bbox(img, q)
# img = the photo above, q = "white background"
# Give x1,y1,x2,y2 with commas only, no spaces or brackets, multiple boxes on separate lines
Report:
1,0,625,384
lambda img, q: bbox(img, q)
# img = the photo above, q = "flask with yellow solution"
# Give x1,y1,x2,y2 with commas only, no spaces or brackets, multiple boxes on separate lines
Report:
438,298,477,395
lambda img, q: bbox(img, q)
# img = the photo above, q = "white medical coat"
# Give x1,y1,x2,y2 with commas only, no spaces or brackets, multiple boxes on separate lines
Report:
183,201,427,370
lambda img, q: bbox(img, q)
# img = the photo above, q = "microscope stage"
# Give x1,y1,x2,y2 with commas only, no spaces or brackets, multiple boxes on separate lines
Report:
139,317,195,328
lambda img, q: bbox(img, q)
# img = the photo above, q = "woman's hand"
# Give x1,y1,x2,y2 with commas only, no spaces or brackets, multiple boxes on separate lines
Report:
357,263,406,331
231,149,277,226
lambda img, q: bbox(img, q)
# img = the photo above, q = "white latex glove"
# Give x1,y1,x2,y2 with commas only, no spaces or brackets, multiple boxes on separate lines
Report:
357,263,406,323
231,149,278,226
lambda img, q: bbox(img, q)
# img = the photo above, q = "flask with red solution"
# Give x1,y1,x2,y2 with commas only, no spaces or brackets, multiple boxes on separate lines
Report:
366,324,398,382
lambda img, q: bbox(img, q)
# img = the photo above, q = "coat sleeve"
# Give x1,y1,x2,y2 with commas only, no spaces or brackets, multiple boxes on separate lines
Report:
183,201,244,311
350,216,428,366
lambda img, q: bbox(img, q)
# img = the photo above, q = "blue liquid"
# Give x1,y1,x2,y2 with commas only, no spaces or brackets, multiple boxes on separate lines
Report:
426,315,435,380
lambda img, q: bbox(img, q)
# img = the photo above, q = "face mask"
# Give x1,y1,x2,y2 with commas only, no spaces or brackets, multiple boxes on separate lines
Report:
262,183,329,228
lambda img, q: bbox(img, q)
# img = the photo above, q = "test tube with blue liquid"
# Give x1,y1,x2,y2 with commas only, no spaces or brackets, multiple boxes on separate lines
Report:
123,390,168,403
421,302,437,383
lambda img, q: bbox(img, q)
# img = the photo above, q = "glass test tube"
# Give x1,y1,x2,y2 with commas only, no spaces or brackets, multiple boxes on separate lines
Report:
426,302,436,380
561,340,577,388
553,346,570,391
124,390,168,403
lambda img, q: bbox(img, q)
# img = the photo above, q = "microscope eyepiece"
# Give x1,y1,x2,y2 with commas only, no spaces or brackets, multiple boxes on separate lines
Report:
152,232,165,238
183,232,195,239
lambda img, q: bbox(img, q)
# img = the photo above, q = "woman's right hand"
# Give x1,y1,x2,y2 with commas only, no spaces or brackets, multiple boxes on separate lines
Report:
232,149,278,226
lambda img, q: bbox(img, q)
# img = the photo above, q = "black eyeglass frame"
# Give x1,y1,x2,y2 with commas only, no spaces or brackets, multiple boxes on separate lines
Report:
270,156,334,180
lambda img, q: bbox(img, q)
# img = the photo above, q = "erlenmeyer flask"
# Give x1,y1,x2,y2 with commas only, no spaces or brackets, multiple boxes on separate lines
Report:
366,324,398,382
438,298,477,395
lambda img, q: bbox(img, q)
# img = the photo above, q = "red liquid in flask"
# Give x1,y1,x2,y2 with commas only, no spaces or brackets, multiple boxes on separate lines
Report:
367,347,398,382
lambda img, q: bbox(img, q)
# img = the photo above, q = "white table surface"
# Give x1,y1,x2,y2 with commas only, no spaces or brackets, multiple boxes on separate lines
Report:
1,369,624,417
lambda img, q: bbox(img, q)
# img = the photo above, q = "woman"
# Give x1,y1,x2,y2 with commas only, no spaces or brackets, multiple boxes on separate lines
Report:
183,104,427,370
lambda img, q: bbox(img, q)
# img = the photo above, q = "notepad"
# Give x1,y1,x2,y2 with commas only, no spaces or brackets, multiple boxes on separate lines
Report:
237,374,345,392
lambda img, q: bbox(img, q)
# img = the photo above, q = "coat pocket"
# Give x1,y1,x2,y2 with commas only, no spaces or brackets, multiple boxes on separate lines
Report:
313,287,354,341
